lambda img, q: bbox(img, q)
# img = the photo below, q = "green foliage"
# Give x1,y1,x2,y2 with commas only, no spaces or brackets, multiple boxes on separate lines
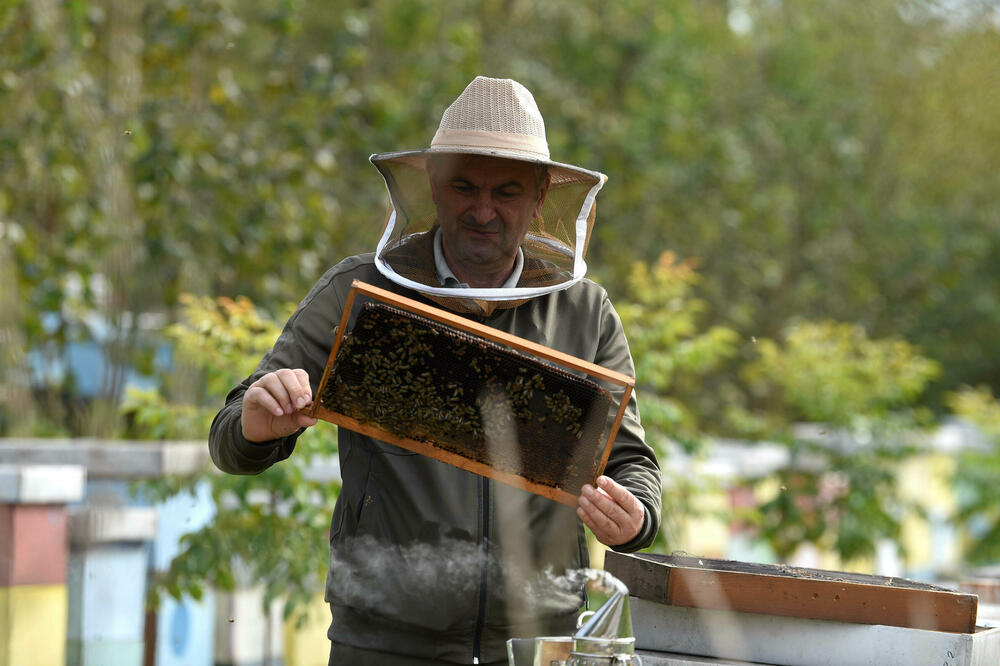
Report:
756,436,919,562
617,252,739,552
3,0,999,573
168,294,295,402
618,252,740,451
121,294,293,439
129,294,339,623
743,321,941,427
121,387,208,441
143,427,339,624
742,323,939,561
5,0,1000,436
947,386,1000,564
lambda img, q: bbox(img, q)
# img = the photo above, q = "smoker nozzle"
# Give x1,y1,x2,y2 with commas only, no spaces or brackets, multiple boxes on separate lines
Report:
574,570,633,640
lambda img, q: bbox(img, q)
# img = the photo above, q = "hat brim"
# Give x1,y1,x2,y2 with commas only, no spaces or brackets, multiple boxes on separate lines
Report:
370,149,607,189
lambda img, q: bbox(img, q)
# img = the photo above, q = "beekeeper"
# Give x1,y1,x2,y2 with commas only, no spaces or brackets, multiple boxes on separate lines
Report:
209,76,661,665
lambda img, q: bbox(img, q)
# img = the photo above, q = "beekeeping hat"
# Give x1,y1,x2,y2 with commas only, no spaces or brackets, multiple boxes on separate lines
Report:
370,76,608,316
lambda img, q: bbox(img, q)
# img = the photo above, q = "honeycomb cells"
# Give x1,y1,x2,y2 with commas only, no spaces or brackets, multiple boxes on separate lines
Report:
319,303,613,493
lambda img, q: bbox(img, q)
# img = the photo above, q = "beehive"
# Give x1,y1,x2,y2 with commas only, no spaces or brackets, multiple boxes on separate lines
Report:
605,552,980,633
309,281,634,504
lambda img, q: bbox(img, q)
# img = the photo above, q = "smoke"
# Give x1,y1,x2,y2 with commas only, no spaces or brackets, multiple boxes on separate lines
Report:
524,566,626,605
329,533,488,629
328,534,622,633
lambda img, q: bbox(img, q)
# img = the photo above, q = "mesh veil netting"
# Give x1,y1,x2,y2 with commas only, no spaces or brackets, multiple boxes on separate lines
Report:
369,150,606,315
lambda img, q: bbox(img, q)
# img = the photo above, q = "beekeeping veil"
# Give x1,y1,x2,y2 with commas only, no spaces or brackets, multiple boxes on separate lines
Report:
370,76,607,316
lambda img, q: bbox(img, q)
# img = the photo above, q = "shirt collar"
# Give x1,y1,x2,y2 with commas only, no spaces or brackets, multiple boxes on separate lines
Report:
433,228,524,289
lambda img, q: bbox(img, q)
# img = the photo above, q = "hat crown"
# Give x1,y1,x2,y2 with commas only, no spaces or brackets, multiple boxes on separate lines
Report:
439,77,546,139
430,76,550,160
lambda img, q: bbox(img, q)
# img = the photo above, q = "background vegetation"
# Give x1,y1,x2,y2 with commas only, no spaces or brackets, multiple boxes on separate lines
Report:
3,0,1000,613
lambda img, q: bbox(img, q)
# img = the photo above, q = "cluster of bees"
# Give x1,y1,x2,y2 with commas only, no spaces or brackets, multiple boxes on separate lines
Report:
318,303,612,491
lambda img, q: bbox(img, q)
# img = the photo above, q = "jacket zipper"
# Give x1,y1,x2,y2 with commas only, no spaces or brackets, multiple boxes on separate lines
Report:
472,475,490,663
472,311,493,665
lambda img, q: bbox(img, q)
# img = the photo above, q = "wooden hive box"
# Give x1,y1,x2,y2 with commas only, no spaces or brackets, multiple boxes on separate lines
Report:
605,551,979,633
307,280,634,506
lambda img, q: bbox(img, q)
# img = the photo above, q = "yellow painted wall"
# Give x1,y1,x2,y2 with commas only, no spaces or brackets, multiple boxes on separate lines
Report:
0,584,68,666
682,487,731,558
283,593,331,666
899,453,959,572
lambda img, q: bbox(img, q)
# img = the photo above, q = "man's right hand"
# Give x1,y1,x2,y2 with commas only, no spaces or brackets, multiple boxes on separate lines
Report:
241,369,318,442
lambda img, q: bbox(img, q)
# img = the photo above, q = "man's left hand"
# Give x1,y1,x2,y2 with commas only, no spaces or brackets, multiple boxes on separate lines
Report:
577,476,645,546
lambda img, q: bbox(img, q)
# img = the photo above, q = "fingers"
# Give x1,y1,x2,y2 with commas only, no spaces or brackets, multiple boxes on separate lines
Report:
292,369,313,409
293,411,318,428
577,476,645,547
241,369,315,443
596,475,642,512
246,369,312,416
581,482,631,528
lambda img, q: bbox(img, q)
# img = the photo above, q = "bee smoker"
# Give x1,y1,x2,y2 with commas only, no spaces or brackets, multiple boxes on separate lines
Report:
506,570,641,666
566,570,641,666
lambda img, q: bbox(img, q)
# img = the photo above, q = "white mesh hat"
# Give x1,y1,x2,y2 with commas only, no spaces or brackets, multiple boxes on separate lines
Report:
370,76,608,315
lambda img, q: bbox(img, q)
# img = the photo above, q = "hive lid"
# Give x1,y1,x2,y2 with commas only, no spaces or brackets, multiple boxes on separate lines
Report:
605,551,980,634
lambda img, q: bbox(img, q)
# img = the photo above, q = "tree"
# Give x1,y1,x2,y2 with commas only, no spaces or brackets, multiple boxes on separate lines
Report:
616,252,740,551
123,294,340,623
739,321,940,561
4,0,1000,437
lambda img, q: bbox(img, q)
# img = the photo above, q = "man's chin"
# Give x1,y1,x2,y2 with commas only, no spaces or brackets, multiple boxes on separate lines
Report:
456,237,502,262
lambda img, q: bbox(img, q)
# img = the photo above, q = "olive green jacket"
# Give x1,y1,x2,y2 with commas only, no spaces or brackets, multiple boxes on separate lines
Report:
208,253,661,664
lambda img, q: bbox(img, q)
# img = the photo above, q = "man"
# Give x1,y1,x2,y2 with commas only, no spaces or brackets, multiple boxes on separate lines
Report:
209,76,661,665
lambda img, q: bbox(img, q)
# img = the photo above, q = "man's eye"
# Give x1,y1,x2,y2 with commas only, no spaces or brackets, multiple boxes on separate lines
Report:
496,188,522,199
453,182,475,194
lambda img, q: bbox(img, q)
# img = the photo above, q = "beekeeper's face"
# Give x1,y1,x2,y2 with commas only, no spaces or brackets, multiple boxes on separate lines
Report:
429,154,549,288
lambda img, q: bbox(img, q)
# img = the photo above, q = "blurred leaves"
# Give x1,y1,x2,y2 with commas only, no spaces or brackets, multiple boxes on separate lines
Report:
619,254,941,562
164,294,295,402
144,441,340,625
2,0,1000,575
618,252,739,551
619,251,740,452
129,293,339,623
744,321,941,426
754,441,918,562
5,0,1000,432
742,322,939,561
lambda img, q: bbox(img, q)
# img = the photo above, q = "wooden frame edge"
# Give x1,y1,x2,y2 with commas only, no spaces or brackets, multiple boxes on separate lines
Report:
305,279,637,505
348,280,636,387
313,405,577,506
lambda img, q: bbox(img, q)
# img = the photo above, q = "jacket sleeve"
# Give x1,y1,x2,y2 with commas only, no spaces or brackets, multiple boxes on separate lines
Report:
208,267,348,475
593,292,662,552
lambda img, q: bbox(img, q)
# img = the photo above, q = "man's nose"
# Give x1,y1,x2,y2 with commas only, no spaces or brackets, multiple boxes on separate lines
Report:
468,191,496,225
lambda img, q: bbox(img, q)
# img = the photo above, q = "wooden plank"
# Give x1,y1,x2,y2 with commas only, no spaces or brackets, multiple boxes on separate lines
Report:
0,440,209,479
343,280,636,388
310,406,576,506
606,552,979,634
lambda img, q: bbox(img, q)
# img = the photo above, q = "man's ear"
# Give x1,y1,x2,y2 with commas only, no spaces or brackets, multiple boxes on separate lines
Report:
534,173,552,218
